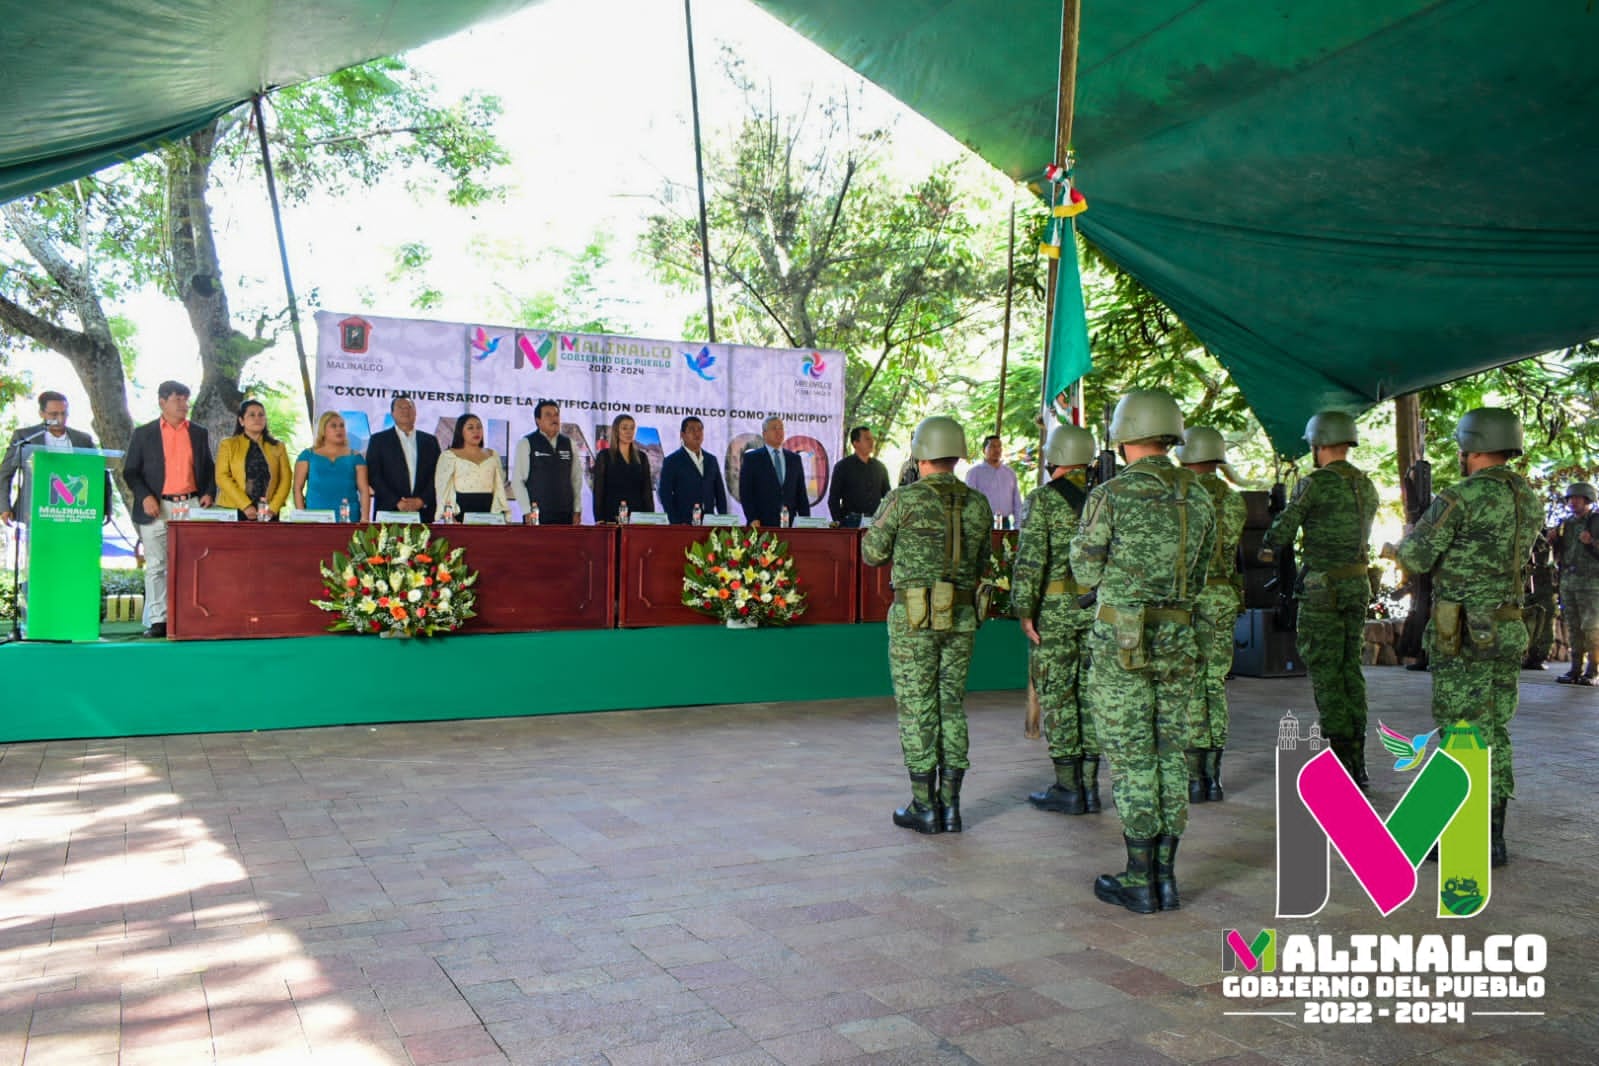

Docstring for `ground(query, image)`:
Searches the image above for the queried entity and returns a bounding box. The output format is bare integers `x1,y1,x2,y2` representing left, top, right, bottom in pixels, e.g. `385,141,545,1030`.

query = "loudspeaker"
1233,607,1306,677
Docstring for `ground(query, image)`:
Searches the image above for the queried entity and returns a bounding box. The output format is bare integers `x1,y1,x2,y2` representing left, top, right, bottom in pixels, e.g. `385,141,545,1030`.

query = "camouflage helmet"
1044,424,1097,468
1453,407,1524,457
1175,425,1227,465
909,415,968,461
1108,390,1184,446
1565,482,1597,502
1304,410,1359,448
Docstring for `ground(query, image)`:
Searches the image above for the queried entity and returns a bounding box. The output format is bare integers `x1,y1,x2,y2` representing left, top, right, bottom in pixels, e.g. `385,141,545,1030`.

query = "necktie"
772,448,784,484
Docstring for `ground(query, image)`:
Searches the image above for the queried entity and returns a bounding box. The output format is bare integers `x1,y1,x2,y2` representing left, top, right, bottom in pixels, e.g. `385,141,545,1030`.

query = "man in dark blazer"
657,416,728,524
0,390,110,526
738,416,810,527
365,394,441,521
122,380,216,638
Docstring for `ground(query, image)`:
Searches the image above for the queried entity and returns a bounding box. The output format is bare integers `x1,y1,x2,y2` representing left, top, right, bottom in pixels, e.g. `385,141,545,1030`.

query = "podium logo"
516,332,558,371
1276,713,1491,919
49,474,89,507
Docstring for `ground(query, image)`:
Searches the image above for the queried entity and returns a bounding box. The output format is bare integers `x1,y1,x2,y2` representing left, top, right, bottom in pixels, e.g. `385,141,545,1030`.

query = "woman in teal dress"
293,411,371,519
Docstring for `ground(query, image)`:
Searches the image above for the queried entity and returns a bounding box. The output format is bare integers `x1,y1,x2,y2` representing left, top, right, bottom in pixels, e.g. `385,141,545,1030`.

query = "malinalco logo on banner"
314,312,846,521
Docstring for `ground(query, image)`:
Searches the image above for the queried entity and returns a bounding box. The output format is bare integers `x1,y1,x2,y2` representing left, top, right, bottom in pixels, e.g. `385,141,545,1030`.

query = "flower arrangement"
313,523,478,637
682,527,807,626
983,533,1019,617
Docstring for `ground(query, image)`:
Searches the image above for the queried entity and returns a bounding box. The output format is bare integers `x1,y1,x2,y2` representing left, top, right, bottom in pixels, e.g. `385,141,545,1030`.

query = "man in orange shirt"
122,381,216,638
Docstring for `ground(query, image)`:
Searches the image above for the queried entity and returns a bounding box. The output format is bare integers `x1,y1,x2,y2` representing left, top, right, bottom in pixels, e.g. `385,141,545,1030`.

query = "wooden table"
166,522,616,640
617,525,860,627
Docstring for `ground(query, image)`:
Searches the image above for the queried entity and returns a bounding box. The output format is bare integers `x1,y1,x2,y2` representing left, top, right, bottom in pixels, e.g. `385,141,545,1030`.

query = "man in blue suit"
657,416,728,524
738,416,810,527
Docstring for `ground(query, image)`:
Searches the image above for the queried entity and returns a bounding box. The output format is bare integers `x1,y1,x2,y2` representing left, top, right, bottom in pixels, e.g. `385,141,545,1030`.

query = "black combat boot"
1028,757,1086,814
940,767,965,833
1353,741,1369,790
1185,749,1210,804
1557,654,1586,684
1093,836,1158,914
1205,749,1226,802
893,772,942,834
1330,738,1368,790
1082,755,1103,813
1491,799,1508,868
1154,834,1181,911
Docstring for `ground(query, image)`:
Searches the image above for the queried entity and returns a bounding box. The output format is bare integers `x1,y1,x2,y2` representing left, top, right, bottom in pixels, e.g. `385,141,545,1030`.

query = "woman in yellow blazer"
216,399,292,519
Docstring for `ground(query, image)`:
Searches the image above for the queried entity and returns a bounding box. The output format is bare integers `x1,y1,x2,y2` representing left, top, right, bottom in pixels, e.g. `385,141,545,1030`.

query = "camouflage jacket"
1554,512,1599,582
1070,455,1215,609
1012,472,1091,619
1396,464,1541,610
862,471,992,591
1262,459,1378,574
1197,471,1246,592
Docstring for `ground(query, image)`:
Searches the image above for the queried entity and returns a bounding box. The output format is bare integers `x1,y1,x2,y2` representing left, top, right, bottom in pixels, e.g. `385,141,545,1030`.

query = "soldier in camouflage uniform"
1176,426,1246,803
1070,391,1215,914
1522,527,1556,671
1259,411,1379,786
1393,408,1540,867
1553,482,1599,686
862,416,993,835
1014,424,1101,815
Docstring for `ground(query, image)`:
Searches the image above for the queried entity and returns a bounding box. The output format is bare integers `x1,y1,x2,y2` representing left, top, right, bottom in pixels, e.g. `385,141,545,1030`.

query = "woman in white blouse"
434,413,508,520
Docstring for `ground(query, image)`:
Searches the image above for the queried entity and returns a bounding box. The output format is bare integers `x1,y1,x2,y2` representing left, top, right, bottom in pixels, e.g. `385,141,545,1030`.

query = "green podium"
23,448,117,641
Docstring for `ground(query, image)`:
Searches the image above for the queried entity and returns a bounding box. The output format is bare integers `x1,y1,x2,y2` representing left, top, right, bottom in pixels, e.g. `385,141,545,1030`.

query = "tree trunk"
166,127,259,448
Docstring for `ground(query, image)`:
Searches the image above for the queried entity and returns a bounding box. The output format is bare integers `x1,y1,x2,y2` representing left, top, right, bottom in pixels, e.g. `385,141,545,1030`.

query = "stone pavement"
0,665,1595,1065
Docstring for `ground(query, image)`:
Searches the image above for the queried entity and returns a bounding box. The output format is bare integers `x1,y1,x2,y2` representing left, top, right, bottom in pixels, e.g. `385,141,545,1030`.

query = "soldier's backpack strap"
1476,466,1535,603
1047,475,1087,515
928,478,970,583
1328,463,1373,565
1143,463,1193,602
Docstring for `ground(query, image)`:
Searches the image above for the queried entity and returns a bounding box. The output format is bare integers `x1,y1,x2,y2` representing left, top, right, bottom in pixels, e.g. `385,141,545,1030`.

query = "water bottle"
529,502,540,526
617,501,629,525
692,503,703,526
442,502,456,524
993,514,1002,531
780,505,790,528
256,497,269,522
339,498,351,523
175,499,189,521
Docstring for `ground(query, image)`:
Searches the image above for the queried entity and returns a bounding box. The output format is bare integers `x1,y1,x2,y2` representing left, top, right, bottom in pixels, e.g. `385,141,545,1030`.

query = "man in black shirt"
829,425,892,527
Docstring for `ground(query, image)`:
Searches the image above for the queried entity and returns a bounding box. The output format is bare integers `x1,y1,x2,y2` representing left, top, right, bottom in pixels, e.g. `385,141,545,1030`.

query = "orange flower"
717,588,730,600
437,569,452,583
370,556,386,564
390,605,408,620
774,596,785,607
730,580,742,591
416,554,433,564
345,576,359,588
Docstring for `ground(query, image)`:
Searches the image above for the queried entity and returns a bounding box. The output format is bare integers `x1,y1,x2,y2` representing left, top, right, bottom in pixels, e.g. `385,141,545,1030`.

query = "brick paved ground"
0,666,1595,1064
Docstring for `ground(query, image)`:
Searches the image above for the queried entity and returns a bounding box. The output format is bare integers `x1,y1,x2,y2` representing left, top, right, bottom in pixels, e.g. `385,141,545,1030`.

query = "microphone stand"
2,429,50,644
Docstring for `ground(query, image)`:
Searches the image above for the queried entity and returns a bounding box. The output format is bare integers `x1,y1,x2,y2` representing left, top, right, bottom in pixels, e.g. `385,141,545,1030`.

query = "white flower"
376,580,389,594
760,593,772,603
407,589,422,603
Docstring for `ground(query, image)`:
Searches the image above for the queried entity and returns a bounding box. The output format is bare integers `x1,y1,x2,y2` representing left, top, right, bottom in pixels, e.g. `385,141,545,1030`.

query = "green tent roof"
2,0,1595,449
750,0,1599,449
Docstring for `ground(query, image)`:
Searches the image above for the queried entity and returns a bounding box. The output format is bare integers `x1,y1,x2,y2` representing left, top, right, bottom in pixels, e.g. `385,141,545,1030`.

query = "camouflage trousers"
1031,600,1097,761
1189,586,1241,748
1085,618,1200,840
1426,616,1526,801
1560,580,1599,666
887,606,975,773
1294,579,1370,741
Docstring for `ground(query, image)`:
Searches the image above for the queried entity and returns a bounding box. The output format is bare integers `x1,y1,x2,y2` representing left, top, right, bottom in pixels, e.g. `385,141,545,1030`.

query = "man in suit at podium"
657,416,727,524
738,416,809,527
123,381,216,639
0,391,110,527
365,394,441,522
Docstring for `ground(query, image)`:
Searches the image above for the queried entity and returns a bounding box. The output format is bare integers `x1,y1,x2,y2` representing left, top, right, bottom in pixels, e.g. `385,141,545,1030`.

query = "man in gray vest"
512,400,583,524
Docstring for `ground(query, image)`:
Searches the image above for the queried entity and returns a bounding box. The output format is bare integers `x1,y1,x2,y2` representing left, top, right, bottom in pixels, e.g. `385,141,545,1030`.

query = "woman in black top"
592,412,652,522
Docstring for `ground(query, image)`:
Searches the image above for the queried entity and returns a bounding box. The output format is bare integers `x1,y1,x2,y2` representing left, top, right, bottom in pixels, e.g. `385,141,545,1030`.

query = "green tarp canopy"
2,1,1597,449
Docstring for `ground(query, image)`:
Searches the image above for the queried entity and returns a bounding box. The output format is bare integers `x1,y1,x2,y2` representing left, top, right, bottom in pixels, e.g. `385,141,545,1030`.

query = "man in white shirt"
365,395,442,521
513,400,584,524
658,416,728,524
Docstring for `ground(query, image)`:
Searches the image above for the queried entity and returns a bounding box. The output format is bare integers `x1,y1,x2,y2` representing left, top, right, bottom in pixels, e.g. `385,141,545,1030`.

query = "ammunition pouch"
1432,600,1463,656
1044,578,1093,597
896,585,975,631
1095,603,1193,671
932,581,955,631
1465,612,1499,656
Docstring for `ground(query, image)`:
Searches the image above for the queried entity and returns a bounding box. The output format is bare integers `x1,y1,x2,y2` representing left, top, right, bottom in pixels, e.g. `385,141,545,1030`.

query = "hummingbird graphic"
683,346,716,381
1377,721,1437,772
470,327,502,361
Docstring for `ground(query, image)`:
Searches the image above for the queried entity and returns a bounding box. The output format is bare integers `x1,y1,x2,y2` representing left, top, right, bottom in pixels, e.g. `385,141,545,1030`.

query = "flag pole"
1039,0,1082,475
684,0,717,343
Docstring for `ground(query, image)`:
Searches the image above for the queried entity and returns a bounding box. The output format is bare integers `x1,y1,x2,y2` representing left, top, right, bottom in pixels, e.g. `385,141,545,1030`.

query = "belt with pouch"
1322,562,1371,581
1044,579,1094,597
894,588,975,607
1096,603,1192,626
1490,604,1523,622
